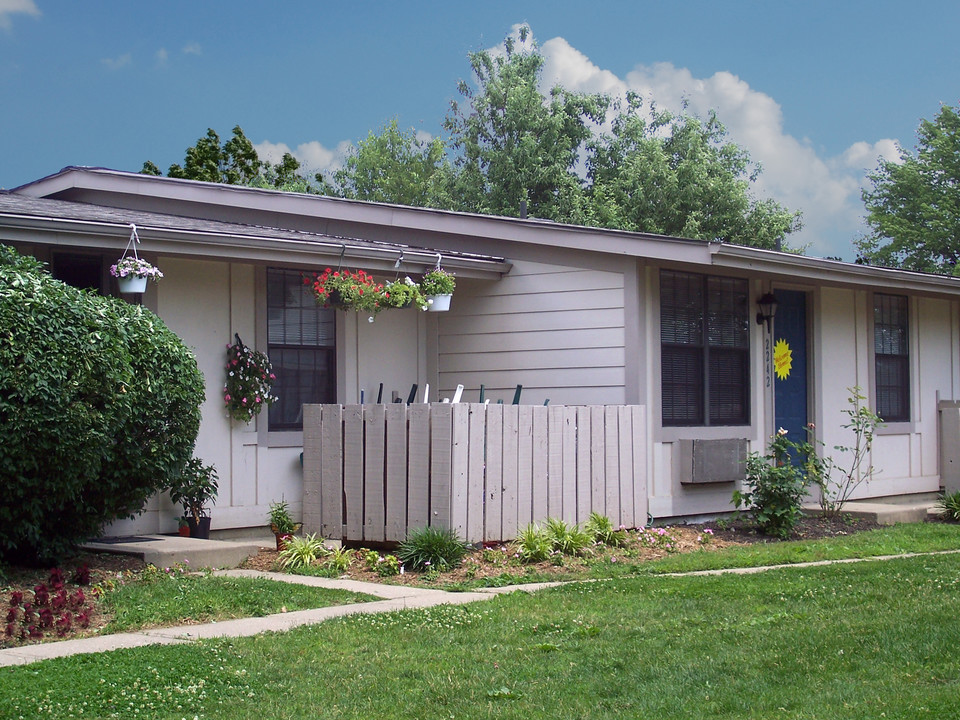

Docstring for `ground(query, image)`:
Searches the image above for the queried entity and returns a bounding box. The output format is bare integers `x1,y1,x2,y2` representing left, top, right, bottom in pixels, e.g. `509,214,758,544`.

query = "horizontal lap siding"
438,262,626,406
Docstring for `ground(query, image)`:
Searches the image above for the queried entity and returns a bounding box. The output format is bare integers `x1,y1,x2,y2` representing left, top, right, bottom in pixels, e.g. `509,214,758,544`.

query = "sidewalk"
0,570,565,668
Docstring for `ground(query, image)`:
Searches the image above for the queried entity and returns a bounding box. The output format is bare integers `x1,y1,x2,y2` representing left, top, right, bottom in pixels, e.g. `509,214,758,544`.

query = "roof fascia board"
19,168,713,264
0,213,508,278
711,244,960,296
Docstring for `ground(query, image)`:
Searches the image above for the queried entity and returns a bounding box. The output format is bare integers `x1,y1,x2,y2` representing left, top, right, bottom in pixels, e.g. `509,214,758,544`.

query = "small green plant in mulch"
936,490,960,521
514,524,552,563
584,512,628,547
277,533,329,570
397,526,471,572
543,518,591,556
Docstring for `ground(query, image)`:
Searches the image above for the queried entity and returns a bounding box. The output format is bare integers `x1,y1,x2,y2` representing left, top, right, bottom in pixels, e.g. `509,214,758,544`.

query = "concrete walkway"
0,570,565,668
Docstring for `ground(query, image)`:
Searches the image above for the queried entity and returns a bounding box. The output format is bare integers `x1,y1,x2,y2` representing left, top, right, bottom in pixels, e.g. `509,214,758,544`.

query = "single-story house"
3,166,958,541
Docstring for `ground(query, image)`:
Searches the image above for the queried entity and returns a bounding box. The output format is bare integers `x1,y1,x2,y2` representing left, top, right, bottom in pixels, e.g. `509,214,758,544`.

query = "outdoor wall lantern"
755,292,778,332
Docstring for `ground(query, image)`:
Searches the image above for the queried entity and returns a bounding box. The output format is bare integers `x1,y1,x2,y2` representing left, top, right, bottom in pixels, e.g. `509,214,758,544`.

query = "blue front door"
773,290,808,442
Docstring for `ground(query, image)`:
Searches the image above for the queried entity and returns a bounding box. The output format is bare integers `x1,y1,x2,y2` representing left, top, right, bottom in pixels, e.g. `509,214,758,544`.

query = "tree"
142,125,306,189
857,102,960,274
586,94,800,248
0,246,204,562
323,119,451,207
443,26,609,222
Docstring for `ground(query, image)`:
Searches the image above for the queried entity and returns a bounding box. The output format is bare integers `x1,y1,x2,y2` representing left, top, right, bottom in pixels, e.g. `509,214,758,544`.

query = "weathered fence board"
302,402,648,544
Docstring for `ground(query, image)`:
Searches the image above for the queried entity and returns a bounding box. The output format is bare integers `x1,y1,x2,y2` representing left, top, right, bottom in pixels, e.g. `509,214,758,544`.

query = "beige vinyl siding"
438,260,626,405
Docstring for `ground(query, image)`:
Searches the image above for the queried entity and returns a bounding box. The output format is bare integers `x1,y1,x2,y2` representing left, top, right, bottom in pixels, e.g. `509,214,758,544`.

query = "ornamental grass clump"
544,518,591,556
584,512,628,547
936,490,960,521
278,533,329,570
397,526,471,572
223,337,277,423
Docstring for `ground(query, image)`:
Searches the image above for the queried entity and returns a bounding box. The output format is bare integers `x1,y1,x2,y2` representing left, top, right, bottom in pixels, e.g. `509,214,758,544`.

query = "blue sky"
2,1,958,259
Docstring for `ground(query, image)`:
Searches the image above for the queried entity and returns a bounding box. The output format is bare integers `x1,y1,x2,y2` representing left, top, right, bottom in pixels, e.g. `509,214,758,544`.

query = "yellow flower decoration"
773,338,792,380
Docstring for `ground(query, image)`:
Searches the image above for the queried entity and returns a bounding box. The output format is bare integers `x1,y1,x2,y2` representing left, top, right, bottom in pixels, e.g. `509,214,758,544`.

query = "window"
52,253,104,293
660,270,750,426
874,293,909,423
267,268,336,431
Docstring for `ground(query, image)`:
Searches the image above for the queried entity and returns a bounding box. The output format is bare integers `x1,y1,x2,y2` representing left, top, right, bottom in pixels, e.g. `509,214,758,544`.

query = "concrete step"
83,534,269,569
803,500,938,526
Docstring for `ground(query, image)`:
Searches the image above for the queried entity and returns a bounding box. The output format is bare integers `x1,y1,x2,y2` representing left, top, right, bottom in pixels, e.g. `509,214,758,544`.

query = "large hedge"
0,245,204,562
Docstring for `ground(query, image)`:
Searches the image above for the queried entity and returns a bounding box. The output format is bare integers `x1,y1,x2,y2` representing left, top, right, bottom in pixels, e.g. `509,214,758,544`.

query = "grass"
637,521,960,575
99,565,375,632
436,521,960,590
2,526,959,718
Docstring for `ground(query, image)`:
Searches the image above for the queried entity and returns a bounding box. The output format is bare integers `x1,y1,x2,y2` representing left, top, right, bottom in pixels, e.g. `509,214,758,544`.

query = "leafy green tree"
142,125,305,189
857,102,960,274
324,119,451,207
443,26,609,222
586,94,800,248
0,246,204,562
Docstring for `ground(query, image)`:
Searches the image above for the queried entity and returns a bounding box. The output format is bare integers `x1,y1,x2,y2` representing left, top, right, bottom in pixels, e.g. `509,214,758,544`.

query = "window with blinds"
660,270,749,426
874,293,909,423
267,268,336,430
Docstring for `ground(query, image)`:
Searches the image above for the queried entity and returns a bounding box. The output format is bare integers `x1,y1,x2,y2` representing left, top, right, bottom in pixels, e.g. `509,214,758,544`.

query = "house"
3,166,957,539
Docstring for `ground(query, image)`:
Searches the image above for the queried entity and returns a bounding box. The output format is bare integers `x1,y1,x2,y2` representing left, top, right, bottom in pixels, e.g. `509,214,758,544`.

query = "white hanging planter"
426,294,452,312
117,274,148,294
110,224,163,295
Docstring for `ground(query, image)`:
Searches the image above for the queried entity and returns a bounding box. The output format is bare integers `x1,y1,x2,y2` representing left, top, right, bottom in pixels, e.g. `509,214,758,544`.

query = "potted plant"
177,516,190,537
308,268,387,313
268,500,302,551
419,268,456,312
382,277,428,310
224,336,277,423
168,457,219,539
109,256,163,294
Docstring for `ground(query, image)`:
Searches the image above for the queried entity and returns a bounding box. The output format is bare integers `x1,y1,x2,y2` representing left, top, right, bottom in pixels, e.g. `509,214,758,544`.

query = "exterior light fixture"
756,292,778,332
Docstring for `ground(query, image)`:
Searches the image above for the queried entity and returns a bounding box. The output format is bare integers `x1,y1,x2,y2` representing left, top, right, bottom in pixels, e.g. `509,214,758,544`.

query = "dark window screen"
267,268,336,430
874,293,909,423
661,270,749,426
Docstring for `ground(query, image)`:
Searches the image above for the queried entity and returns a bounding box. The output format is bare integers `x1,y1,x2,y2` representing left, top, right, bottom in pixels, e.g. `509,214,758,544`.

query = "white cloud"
155,48,168,64
532,32,899,259
0,0,39,31
101,53,132,70
182,43,202,56
254,139,351,177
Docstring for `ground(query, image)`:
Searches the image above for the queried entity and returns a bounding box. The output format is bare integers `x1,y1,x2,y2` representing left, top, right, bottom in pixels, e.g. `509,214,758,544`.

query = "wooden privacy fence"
302,403,648,545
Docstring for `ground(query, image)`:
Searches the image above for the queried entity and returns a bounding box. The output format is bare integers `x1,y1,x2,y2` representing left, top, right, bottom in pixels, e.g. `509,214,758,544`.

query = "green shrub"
0,246,204,563
936,491,960,521
734,429,809,539
397,526,471,572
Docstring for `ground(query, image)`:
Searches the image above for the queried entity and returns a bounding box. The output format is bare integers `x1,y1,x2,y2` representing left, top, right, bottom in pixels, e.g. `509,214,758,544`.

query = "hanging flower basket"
308,268,387,313
420,268,456,312
223,335,278,423
110,224,162,294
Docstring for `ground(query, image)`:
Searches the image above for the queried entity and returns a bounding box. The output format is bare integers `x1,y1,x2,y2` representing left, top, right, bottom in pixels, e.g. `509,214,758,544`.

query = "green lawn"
3,537,958,719
99,566,375,632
